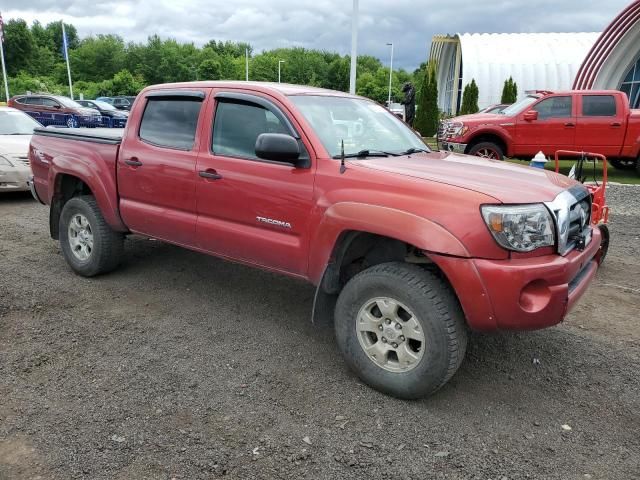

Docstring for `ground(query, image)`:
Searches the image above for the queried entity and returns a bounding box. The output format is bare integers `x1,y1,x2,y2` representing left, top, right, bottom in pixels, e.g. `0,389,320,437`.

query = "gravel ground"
1,186,639,480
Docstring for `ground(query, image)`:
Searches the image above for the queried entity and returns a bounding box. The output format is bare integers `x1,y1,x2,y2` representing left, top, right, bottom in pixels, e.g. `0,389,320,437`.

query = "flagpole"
62,21,73,99
0,12,9,102
0,37,9,102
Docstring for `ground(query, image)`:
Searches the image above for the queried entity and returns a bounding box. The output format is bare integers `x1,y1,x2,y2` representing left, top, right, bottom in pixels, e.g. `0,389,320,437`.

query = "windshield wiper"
400,147,430,155
332,149,399,159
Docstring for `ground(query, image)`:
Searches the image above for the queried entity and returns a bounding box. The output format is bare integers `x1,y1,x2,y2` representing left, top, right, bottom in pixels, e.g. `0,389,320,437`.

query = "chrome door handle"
199,170,222,180
124,158,143,167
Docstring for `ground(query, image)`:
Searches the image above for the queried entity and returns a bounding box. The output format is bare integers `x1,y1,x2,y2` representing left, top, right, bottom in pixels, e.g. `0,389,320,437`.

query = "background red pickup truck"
29,81,604,399
439,90,640,172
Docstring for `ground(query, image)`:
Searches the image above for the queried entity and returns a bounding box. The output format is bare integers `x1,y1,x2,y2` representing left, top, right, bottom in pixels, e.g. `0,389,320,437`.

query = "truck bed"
33,127,122,145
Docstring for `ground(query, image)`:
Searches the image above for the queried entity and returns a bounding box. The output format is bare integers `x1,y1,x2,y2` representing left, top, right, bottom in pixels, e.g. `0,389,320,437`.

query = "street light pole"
278,60,285,83
245,47,249,81
386,42,394,108
349,0,359,94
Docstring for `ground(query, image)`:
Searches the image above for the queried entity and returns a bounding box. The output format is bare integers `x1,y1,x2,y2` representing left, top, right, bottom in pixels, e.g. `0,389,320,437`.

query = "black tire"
467,141,504,160
334,262,468,400
609,158,636,171
59,195,124,277
597,224,610,265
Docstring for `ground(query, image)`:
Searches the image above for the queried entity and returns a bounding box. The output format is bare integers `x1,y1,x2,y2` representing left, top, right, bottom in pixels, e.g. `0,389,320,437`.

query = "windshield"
500,95,539,116
0,110,42,134
289,95,428,157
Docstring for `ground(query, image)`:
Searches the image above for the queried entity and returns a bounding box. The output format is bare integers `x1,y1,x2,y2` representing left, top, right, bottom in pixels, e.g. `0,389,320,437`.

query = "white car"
0,106,41,192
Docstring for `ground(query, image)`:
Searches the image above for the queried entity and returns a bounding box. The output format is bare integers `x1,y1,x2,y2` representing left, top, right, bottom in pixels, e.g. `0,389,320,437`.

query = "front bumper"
0,166,31,192
438,141,467,154
431,227,602,331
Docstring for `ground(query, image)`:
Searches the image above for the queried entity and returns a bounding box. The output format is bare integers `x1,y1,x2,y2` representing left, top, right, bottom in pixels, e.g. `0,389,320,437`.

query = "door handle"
124,157,143,167
564,122,575,127
199,169,222,180
610,122,622,127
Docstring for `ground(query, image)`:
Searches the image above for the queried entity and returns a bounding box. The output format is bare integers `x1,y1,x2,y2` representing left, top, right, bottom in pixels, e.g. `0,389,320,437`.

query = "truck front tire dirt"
59,195,124,277
334,262,468,400
468,141,504,160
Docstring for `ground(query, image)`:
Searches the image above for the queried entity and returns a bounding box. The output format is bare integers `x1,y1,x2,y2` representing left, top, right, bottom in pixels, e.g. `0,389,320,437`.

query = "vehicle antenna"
340,139,346,174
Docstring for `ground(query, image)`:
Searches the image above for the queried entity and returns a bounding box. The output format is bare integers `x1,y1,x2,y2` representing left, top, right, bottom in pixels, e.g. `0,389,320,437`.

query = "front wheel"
597,224,610,265
59,195,124,277
468,141,504,160
334,262,468,399
609,158,636,171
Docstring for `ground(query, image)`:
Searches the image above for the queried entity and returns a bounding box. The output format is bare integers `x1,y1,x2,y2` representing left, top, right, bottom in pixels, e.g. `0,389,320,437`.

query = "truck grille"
567,197,591,242
545,185,592,256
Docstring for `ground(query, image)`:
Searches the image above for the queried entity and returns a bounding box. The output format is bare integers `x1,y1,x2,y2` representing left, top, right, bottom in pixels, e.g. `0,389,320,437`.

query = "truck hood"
447,113,507,124
354,151,577,204
0,135,32,155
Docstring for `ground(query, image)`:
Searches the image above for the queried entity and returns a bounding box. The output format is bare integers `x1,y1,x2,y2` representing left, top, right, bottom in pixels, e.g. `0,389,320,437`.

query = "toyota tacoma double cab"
439,90,640,173
29,81,605,399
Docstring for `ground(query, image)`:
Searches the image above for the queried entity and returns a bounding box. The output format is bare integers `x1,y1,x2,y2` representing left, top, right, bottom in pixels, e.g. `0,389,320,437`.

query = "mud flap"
311,284,338,327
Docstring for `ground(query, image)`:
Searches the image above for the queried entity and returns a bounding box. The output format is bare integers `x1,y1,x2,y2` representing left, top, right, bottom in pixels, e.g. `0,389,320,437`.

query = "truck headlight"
447,122,469,137
481,204,555,252
0,155,14,167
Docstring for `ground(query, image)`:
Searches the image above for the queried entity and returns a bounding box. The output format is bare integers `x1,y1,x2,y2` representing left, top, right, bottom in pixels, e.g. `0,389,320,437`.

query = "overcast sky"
2,0,632,70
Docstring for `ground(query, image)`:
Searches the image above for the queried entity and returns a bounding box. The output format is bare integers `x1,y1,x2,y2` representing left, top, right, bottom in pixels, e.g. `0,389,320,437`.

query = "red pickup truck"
29,81,605,399
439,90,640,173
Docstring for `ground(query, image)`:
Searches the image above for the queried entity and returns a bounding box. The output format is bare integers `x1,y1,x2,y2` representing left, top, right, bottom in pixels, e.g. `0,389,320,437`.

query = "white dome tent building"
428,32,600,115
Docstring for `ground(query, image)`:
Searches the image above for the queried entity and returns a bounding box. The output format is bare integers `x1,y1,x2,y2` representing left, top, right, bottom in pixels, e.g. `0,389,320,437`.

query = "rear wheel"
59,195,124,277
334,262,468,399
468,141,504,160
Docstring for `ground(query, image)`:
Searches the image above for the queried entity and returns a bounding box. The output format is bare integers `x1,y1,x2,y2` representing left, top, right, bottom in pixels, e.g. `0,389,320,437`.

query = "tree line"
1,18,419,105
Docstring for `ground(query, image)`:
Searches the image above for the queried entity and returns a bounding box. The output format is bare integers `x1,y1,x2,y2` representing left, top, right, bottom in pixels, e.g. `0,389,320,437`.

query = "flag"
61,25,69,60
0,12,5,43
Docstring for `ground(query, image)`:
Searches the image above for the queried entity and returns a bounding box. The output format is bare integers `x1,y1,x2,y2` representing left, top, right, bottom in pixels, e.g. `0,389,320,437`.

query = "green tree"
44,21,79,57
501,76,518,104
3,19,35,76
70,35,126,82
111,69,144,95
2,17,417,105
327,57,350,91
198,58,222,80
414,61,439,136
460,79,479,114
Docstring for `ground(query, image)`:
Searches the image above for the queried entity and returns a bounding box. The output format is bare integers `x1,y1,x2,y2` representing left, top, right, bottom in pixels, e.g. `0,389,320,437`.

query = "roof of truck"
143,81,359,98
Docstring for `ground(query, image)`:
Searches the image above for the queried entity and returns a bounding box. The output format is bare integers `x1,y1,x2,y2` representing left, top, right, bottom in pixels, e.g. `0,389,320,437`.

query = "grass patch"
424,138,639,185
508,159,640,185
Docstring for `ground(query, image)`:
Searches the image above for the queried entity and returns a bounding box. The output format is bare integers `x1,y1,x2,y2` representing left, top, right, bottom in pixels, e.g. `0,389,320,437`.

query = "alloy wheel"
68,213,94,261
356,297,425,373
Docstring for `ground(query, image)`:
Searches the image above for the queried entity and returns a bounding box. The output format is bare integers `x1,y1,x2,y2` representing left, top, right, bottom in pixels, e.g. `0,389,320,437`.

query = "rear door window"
582,95,617,116
139,97,203,150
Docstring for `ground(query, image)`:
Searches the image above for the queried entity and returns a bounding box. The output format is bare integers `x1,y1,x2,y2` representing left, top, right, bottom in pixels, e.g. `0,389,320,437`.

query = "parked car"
478,103,510,114
438,90,640,173
111,96,136,111
8,94,102,128
76,99,128,128
0,107,42,192
29,81,604,399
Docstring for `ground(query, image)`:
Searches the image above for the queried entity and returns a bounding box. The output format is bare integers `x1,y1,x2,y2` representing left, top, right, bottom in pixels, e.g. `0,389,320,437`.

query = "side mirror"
255,133,301,164
53,104,62,109
524,110,538,121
